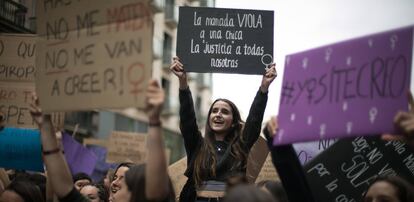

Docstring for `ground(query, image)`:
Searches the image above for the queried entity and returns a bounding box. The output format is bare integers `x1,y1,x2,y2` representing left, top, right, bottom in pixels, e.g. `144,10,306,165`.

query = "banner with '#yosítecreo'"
177,7,274,75
275,27,413,145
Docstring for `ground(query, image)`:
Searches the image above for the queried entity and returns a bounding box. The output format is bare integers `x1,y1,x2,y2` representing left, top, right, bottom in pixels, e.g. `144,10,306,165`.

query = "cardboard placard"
83,137,108,147
276,27,413,145
246,136,269,183
177,7,274,75
36,0,153,111
168,157,187,200
255,154,279,183
0,33,36,82
0,127,44,172
305,136,414,202
106,131,146,164
0,82,35,128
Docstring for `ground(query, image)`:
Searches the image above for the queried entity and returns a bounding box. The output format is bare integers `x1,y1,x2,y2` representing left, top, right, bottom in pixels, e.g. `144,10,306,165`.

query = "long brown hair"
193,98,247,187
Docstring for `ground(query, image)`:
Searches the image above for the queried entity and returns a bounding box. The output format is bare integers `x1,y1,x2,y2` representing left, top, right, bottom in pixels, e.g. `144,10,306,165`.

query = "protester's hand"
170,56,186,80
265,116,278,138
146,80,165,122
260,63,277,93
382,92,414,148
29,93,51,127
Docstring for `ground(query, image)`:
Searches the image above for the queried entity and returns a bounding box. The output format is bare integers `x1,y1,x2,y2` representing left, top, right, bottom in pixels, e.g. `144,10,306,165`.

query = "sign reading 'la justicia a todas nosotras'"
177,7,274,75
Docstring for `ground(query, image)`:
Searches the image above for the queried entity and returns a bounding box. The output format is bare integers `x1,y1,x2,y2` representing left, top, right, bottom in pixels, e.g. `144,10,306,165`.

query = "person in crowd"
110,80,175,202
256,180,288,202
102,169,114,194
80,183,109,202
0,169,11,194
170,57,277,202
382,92,414,149
263,116,316,202
110,162,135,201
112,164,175,202
0,180,45,202
363,175,414,202
73,172,92,191
30,79,173,202
223,184,276,202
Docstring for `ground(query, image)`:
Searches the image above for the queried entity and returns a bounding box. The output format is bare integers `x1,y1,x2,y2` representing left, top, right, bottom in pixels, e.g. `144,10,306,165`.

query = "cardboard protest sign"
61,132,98,175
36,0,153,111
255,154,279,183
0,82,36,128
106,131,146,164
83,137,108,147
246,136,269,183
305,136,414,202
0,33,36,82
177,7,274,75
168,157,187,200
276,27,413,145
0,82,66,129
0,127,43,172
293,138,337,165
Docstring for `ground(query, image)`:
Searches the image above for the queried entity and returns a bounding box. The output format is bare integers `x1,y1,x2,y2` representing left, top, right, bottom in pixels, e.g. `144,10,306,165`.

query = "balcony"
151,0,165,13
164,0,178,28
0,0,32,33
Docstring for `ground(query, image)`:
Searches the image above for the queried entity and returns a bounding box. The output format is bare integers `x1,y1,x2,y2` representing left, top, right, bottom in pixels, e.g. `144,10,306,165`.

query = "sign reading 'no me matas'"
177,7,274,75
275,27,413,145
36,0,153,112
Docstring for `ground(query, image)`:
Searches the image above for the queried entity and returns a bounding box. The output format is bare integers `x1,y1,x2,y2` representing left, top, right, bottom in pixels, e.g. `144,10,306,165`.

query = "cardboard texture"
177,7,274,75
36,0,153,111
106,131,146,164
0,82,36,128
276,27,413,145
168,157,187,201
83,137,108,147
0,33,36,82
246,136,269,183
255,154,279,183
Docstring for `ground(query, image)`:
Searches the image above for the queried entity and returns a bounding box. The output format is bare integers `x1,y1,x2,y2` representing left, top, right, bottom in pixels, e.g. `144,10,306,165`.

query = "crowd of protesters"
0,58,414,202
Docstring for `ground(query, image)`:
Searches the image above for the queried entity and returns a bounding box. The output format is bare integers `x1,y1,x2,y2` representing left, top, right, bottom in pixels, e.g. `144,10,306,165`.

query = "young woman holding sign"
30,80,174,202
170,57,277,202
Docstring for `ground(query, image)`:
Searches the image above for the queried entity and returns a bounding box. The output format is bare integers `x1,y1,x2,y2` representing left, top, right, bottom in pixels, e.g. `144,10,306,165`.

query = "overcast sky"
212,0,414,121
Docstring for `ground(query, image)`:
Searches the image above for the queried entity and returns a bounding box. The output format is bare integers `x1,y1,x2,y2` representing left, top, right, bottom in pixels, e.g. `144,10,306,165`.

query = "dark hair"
224,184,276,202
10,172,46,201
194,98,247,186
256,180,288,202
113,162,135,180
81,183,109,202
363,175,414,202
72,172,92,183
125,164,175,202
5,180,45,202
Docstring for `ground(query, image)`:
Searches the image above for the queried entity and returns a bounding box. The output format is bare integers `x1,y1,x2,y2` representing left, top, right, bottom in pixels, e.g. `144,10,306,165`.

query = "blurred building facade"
2,0,215,164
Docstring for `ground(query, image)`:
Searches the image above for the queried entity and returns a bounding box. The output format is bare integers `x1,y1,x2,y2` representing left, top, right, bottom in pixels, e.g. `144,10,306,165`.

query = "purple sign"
275,27,413,145
62,132,98,175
